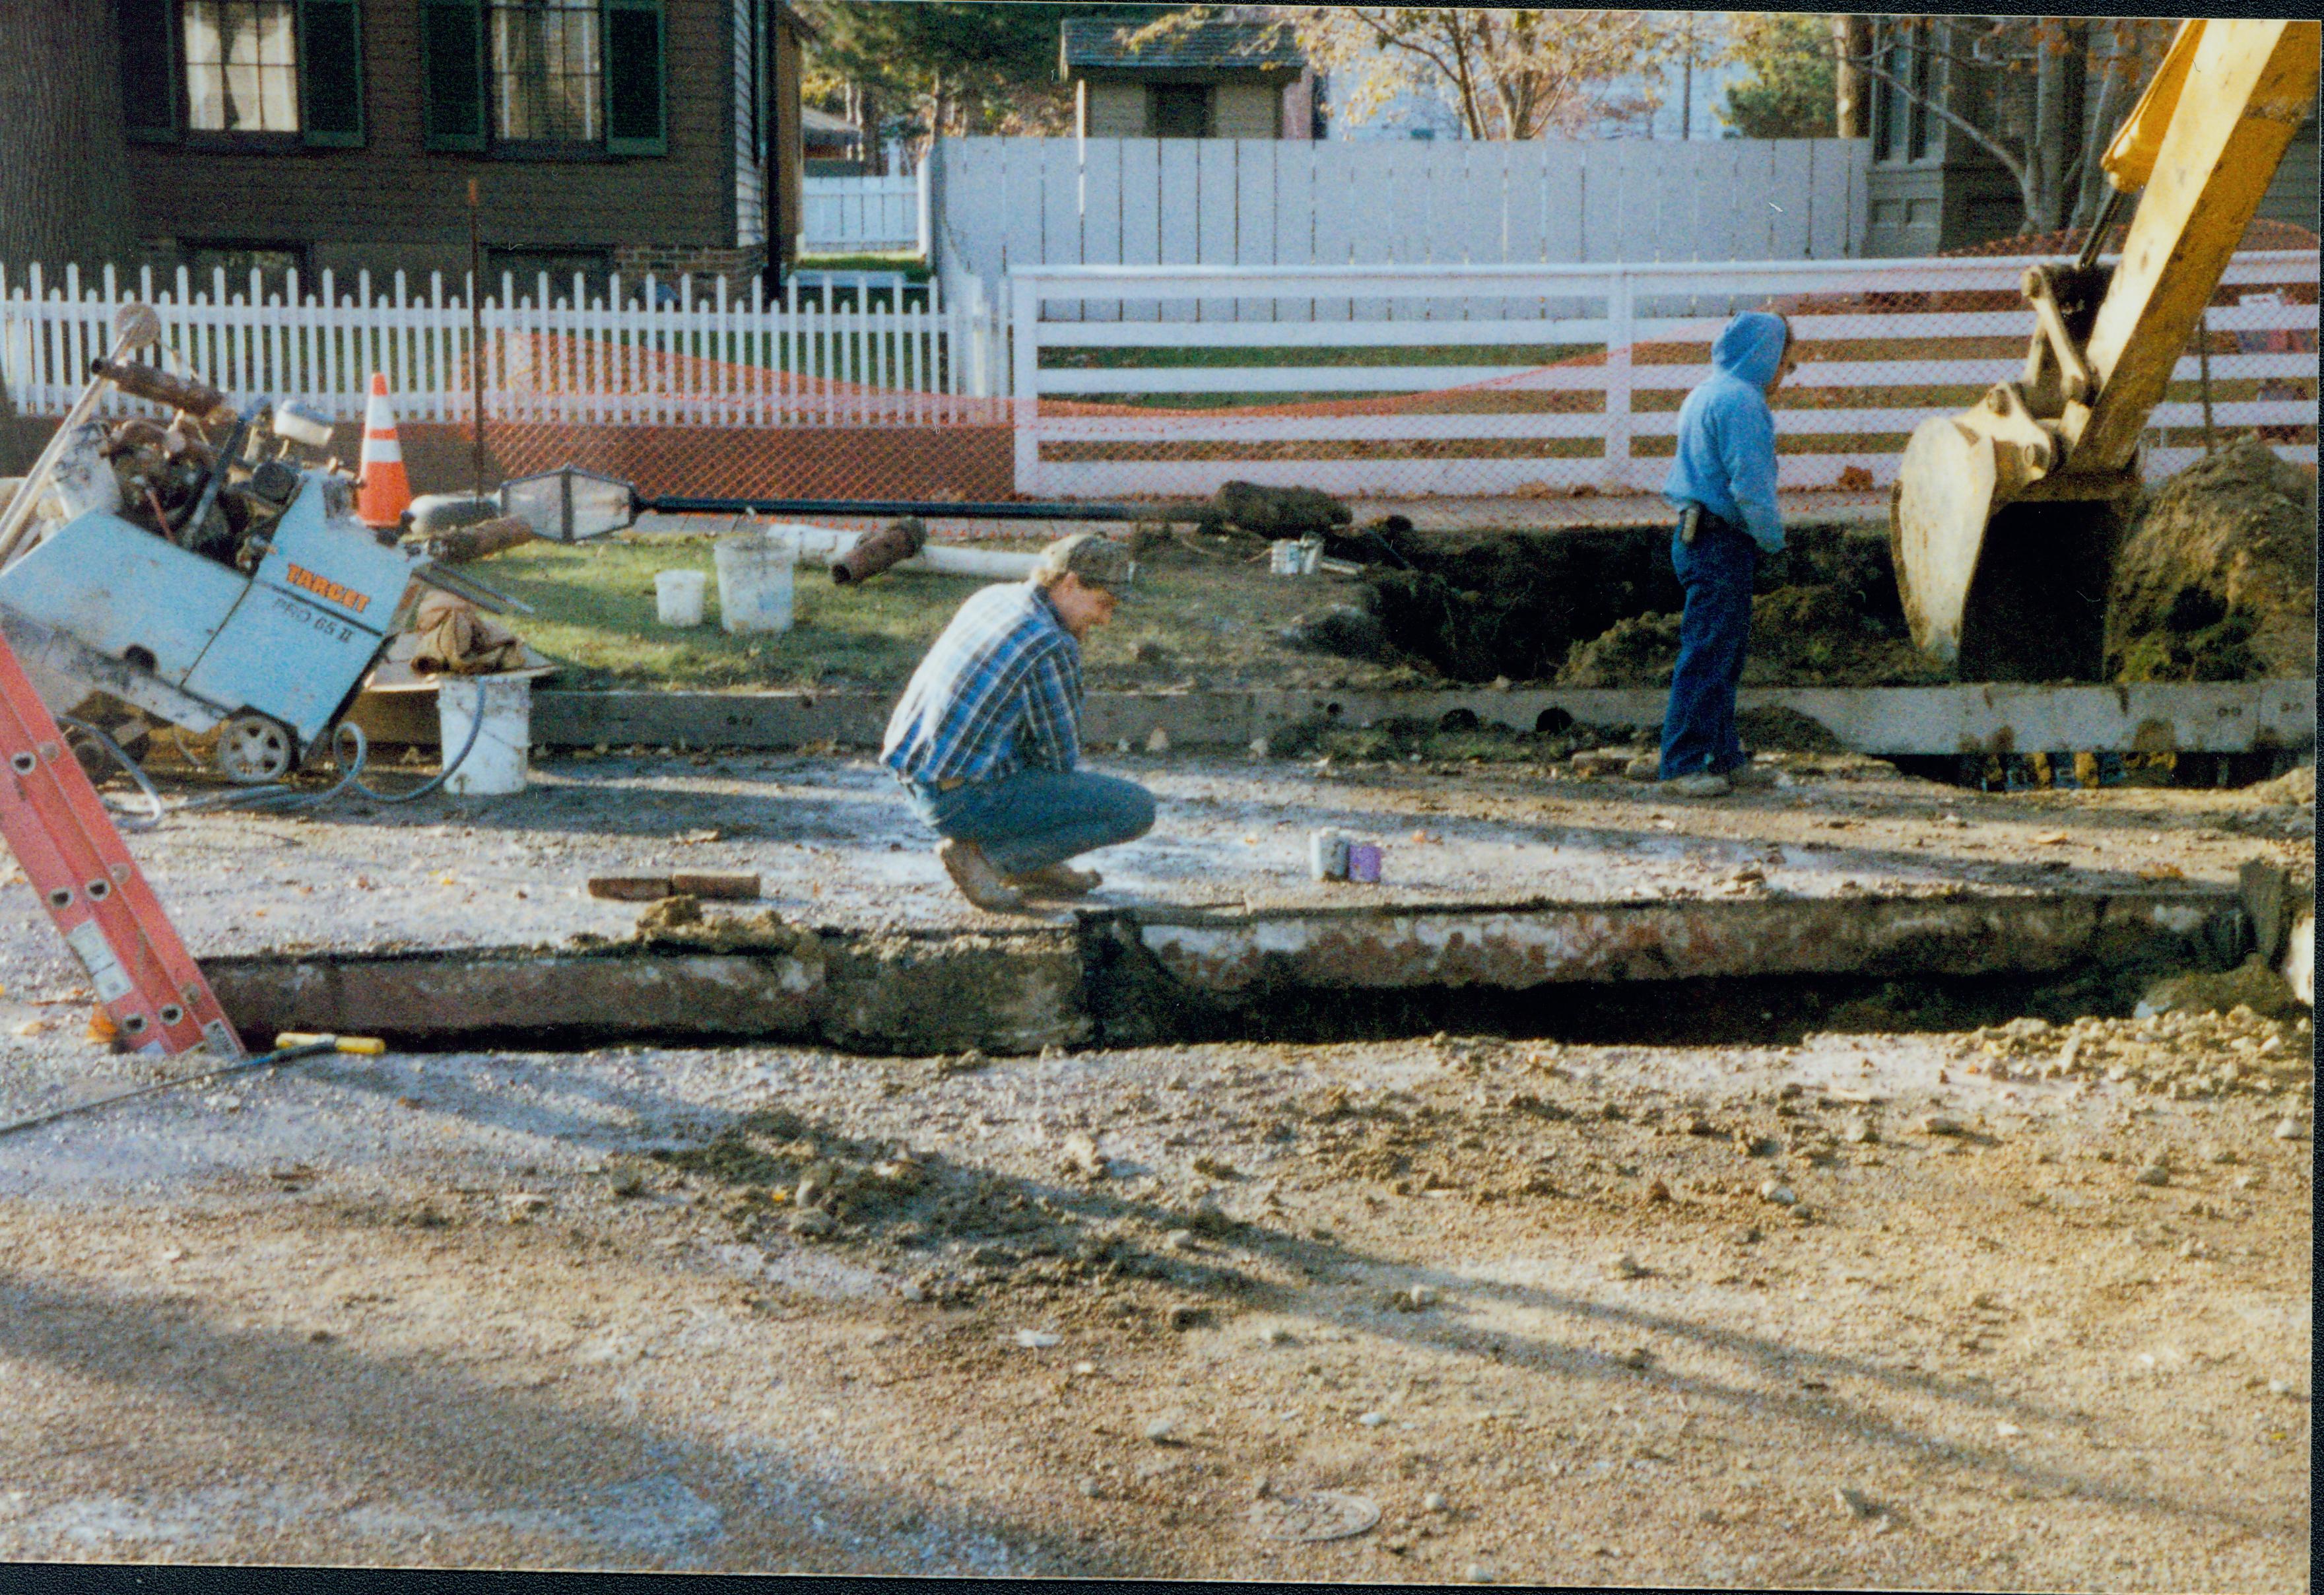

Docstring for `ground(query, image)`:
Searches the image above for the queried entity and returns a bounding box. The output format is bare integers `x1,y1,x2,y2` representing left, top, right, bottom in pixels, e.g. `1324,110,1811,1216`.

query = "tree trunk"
1833,16,1871,139
0,0,137,273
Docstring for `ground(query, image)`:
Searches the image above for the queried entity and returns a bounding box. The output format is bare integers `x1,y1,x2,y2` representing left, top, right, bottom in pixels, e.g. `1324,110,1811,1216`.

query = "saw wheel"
215,712,296,784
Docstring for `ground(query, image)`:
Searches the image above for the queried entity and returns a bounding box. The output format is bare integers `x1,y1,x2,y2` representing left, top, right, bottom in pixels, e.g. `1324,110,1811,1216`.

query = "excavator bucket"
1892,415,2130,683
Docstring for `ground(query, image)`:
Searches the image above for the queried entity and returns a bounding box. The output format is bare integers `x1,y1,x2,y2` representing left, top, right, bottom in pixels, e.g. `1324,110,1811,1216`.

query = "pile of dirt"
1556,585,1949,689
642,1104,1254,1308
1955,1001,2313,1103
2109,436,2317,682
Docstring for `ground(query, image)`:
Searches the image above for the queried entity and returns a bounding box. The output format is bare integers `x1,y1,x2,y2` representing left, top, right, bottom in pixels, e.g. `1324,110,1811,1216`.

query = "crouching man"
882,532,1154,912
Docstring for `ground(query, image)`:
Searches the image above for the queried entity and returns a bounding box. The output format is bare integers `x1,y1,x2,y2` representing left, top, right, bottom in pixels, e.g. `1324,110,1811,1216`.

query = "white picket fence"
1007,252,2321,498
934,134,1874,309
801,170,930,256
0,259,1006,427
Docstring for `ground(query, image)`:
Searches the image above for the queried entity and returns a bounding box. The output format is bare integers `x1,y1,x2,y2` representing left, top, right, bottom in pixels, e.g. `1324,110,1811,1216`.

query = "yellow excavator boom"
1890,18,2319,682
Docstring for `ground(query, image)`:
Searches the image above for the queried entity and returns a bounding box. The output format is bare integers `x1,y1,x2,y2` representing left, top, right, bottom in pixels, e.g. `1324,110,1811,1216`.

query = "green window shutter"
420,0,484,152
299,0,364,147
605,0,666,156
117,0,178,143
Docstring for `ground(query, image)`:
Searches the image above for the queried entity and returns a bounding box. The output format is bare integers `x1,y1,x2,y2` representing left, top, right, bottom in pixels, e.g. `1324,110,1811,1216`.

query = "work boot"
1003,863,1103,897
1726,762,1779,790
937,839,1024,911
1665,771,1732,799
1624,754,1660,782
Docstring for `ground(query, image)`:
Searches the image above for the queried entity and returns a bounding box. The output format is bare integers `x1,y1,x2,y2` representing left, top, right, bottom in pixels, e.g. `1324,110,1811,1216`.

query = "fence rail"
1007,252,2320,498
0,259,1001,428
801,171,929,256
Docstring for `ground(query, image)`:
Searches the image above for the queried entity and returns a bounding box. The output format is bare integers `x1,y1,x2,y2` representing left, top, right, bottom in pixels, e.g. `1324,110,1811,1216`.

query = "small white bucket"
436,675,531,796
655,568,708,627
715,527,796,634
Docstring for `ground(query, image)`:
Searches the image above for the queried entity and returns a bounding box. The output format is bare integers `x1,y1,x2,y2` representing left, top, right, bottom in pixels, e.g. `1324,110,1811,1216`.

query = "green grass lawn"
481,533,1430,694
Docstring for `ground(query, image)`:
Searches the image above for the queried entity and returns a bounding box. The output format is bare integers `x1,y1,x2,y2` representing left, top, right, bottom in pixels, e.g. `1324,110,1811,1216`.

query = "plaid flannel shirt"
881,582,1082,783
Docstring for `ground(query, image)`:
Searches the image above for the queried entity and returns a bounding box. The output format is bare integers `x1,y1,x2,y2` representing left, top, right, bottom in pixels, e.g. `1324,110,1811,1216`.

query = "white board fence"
801,170,930,256
934,134,1873,314
0,259,1007,428
1008,252,2320,498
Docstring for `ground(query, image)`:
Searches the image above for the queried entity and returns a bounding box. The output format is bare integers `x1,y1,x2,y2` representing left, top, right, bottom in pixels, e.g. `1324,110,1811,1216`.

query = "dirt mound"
1556,586,1950,689
2109,436,2317,681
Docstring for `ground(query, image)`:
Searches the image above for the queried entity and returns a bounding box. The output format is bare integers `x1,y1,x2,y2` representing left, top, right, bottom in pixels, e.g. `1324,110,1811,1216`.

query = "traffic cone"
355,373,412,529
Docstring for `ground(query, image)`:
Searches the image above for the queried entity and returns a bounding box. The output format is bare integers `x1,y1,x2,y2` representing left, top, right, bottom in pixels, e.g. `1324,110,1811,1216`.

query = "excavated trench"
204,891,2255,1058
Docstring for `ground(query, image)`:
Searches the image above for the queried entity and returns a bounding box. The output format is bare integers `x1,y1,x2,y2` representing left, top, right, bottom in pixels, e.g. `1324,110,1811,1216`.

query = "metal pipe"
640,495,1196,523
0,304,162,566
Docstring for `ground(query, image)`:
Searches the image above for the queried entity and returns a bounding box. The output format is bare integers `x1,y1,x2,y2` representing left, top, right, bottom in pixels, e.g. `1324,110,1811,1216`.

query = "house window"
117,0,362,144
423,0,663,156
490,0,601,143
1151,83,1209,138
184,1,298,132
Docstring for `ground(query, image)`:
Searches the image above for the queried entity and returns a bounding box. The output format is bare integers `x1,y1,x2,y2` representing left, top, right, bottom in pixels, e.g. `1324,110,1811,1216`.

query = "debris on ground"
2109,435,2318,681
587,872,761,902
1954,1003,2313,1100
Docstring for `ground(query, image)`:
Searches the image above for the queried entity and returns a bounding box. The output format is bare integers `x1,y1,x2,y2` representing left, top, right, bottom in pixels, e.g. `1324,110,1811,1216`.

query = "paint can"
1308,829,1349,881
1346,842,1382,884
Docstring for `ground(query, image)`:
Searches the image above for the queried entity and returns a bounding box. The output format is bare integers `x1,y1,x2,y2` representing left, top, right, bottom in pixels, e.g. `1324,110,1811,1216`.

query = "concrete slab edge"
344,681,2319,758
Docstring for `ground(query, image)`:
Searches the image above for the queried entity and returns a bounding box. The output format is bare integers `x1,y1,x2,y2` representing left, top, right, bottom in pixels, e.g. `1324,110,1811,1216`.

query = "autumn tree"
796,1,1074,155
1131,6,1678,140
1840,17,2178,234
1719,11,1836,139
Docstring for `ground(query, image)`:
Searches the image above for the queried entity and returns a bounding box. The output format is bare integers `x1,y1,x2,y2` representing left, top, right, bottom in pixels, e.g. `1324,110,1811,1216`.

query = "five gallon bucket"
436,675,531,796
715,527,797,634
655,569,708,627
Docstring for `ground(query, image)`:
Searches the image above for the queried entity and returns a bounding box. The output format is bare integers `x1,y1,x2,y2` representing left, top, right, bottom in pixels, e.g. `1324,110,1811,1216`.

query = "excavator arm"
1891,18,2320,681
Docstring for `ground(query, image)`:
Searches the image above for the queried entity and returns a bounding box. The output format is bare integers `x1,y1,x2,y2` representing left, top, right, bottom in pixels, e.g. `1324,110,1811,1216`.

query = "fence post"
1604,268,1635,492
1010,273,1039,494
917,159,933,261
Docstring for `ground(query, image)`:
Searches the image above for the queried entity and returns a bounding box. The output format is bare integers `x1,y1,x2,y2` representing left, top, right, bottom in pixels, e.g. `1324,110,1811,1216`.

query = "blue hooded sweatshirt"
1661,311,1787,555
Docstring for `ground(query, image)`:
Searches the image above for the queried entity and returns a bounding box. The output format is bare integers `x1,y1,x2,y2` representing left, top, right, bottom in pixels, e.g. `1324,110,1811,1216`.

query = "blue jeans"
1659,516,1757,779
905,767,1155,875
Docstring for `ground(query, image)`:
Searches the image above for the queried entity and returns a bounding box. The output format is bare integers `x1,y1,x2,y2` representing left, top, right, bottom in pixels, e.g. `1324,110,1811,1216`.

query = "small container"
1346,842,1382,883
1308,829,1349,881
435,675,531,796
1269,539,1303,576
655,568,708,627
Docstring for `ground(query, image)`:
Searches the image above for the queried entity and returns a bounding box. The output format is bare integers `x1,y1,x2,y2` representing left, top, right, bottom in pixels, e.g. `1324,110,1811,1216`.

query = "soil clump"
2109,435,2317,681
1556,584,1948,689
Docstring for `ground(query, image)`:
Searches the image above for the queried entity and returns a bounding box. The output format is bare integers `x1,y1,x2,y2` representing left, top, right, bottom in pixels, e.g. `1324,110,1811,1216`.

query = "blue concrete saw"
0,337,525,784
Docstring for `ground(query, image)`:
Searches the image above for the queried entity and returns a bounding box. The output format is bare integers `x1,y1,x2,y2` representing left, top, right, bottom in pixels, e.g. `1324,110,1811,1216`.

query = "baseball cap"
1032,531,1135,594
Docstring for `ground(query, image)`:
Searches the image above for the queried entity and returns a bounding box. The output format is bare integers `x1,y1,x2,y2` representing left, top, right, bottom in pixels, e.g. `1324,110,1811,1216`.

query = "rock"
1016,1329,1063,1349
1607,1252,1647,1279
2132,1163,2171,1186
1463,1563,1496,1584
1166,1304,1208,1332
1358,1411,1387,1427
1144,1418,1176,1443
1834,1487,1877,1520
2273,1117,2306,1141
1842,1117,1877,1145
1145,728,1170,754
1758,1180,1797,1207
1423,1491,1448,1513
1282,605,1392,661
1080,1478,1102,1498
1059,1133,1110,1179
788,1208,836,1238
504,1192,552,1219
1920,1114,1968,1137
1257,1326,1294,1346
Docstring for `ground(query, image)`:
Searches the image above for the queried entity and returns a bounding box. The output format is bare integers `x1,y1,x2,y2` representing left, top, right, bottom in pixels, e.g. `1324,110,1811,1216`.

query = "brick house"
1061,15,1317,141
110,0,809,292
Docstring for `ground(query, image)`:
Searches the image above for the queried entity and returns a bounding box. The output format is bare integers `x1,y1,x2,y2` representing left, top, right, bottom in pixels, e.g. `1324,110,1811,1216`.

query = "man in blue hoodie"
1645,310,1795,798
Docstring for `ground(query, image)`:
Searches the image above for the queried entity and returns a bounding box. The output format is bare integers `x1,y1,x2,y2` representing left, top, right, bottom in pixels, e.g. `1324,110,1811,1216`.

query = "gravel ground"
0,747,2308,1580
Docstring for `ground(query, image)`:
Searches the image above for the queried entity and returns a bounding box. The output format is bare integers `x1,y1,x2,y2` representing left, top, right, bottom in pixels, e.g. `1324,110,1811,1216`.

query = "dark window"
1906,21,1931,162
119,0,180,140
605,0,665,154
299,0,363,145
422,0,486,150
179,242,310,300
1152,83,1209,138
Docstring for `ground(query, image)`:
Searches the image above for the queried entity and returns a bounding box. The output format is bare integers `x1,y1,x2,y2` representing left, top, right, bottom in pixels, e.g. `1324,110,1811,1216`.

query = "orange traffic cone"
355,373,412,529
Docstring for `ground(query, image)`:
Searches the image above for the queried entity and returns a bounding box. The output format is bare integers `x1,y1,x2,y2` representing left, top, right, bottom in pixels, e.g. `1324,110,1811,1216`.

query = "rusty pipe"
87,359,235,423
830,516,928,585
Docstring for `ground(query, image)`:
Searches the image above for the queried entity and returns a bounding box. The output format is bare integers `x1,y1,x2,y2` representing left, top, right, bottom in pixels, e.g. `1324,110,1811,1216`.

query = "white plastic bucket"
655,568,708,627
715,527,796,633
436,675,531,796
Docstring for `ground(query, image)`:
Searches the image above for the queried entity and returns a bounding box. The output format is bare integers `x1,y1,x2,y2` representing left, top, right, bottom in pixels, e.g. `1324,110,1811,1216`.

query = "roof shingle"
1061,17,1304,73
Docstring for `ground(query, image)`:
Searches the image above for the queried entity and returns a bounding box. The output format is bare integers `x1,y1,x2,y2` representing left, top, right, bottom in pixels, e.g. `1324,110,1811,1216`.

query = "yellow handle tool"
273,1032,388,1056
